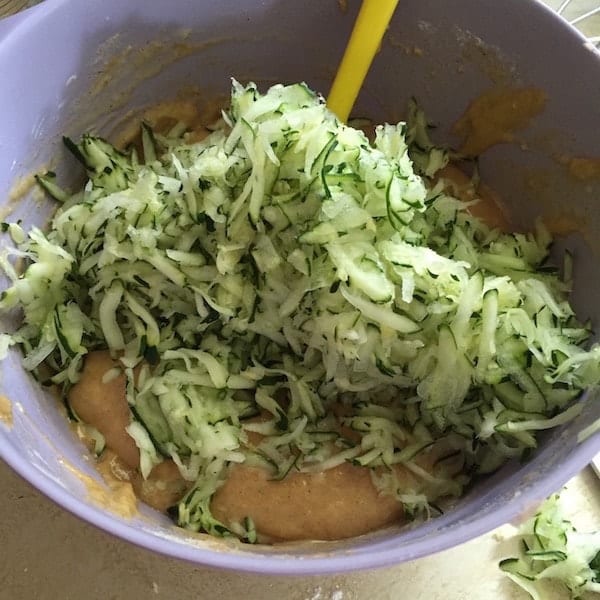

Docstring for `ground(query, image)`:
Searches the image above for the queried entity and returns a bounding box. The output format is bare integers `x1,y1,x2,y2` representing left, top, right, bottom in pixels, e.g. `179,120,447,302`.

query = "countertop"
2,458,600,600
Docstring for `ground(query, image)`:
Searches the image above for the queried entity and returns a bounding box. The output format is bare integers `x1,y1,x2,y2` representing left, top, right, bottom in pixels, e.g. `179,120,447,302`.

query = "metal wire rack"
553,0,600,45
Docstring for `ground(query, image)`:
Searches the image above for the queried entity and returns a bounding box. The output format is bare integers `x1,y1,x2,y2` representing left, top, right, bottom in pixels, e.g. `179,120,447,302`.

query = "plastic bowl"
1,0,600,575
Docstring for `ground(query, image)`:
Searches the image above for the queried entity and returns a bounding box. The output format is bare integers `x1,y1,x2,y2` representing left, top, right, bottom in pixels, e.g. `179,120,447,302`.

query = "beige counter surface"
2,458,600,600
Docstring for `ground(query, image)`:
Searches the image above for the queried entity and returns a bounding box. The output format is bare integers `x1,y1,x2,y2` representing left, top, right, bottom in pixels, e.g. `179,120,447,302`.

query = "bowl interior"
1,0,600,574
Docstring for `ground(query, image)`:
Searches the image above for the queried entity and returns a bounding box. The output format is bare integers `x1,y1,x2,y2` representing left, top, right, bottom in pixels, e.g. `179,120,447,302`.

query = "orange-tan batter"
453,87,547,156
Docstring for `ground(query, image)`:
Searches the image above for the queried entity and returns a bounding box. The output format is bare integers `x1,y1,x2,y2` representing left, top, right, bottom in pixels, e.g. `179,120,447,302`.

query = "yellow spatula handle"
328,0,400,123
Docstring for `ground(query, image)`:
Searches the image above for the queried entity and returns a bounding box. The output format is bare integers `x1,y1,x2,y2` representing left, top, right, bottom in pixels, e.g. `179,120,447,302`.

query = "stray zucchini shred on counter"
1,80,600,542
500,493,600,600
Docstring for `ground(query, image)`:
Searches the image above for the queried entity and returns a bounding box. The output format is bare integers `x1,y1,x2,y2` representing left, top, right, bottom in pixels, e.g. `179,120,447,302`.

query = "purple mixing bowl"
1,0,600,575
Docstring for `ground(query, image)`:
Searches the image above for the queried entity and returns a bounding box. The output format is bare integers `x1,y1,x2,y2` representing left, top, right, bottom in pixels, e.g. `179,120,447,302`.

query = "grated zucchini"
1,80,600,539
500,494,600,600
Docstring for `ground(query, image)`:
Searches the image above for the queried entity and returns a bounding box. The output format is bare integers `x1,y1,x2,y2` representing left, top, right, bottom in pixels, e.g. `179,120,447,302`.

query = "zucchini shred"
500,493,600,599
1,80,600,541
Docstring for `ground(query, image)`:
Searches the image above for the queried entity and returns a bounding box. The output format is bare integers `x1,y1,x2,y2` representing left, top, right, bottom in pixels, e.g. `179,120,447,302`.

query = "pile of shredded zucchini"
500,493,600,599
2,80,600,539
